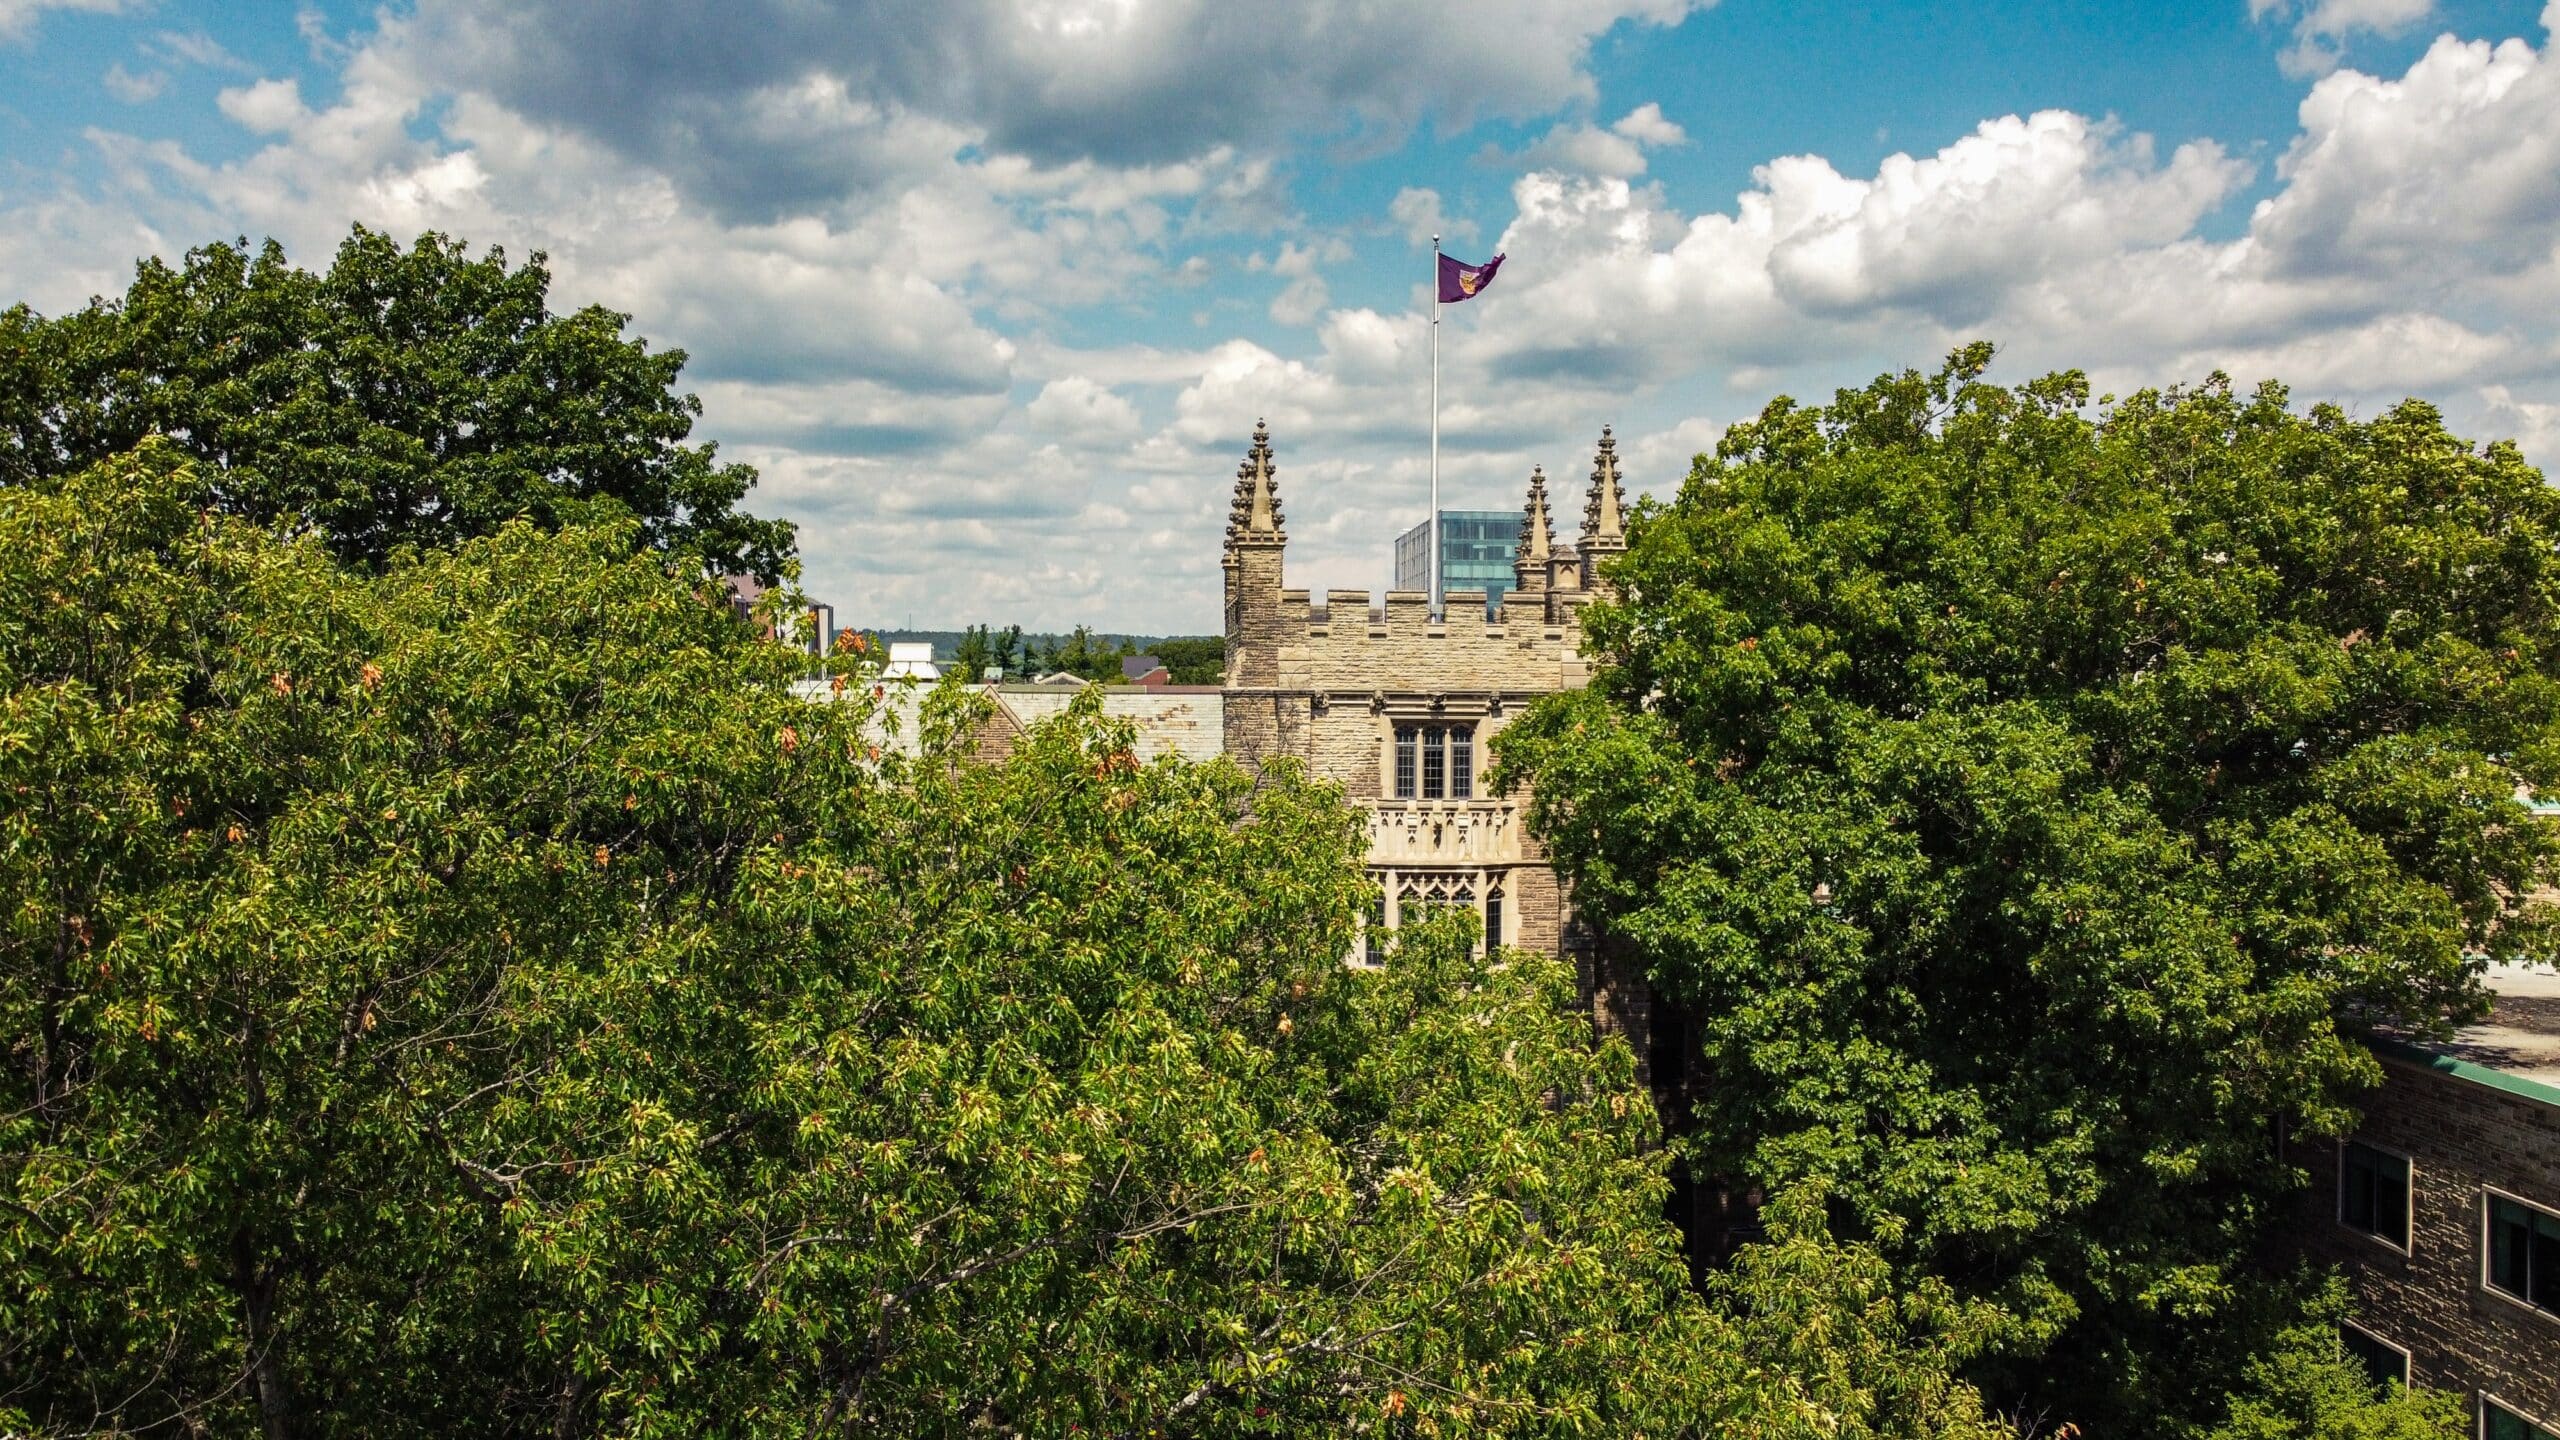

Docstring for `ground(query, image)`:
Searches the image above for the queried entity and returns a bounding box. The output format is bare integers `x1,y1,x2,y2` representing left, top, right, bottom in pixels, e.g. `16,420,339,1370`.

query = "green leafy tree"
949,623,1028,682
2,444,2004,1438
2192,1277,2463,1440
0,224,791,580
1154,635,1227,685
949,623,995,681
1030,625,1129,682
1498,346,2547,1434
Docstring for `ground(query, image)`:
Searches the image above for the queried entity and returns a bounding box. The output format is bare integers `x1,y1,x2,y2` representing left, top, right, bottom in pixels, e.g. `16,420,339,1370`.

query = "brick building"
2302,962,2560,1436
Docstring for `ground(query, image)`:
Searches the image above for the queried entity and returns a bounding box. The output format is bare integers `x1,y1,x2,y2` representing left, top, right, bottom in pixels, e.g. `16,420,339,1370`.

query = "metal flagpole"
1429,234,1441,621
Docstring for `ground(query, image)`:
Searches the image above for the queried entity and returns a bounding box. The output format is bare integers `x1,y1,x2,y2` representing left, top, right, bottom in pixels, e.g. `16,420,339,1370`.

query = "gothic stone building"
1215,420,1653,1038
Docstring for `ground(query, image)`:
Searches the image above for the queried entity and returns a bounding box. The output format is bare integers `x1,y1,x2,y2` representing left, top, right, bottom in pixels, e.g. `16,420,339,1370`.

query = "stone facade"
974,685,1226,766
2300,1045,2560,1428
1217,420,1654,1041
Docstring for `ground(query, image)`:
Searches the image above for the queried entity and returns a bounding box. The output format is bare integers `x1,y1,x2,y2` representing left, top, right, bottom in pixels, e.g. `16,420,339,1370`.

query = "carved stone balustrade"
1363,800,1521,866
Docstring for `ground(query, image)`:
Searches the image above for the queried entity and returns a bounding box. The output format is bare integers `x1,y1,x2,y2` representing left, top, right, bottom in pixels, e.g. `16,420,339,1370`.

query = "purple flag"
1438,251,1504,303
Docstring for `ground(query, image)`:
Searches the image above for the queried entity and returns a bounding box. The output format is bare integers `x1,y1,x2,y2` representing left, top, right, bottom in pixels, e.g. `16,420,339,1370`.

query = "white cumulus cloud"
1389,186,1476,247
2255,0,2438,77
1027,375,1142,440
216,77,306,133
9,0,2560,634
1496,102,1694,178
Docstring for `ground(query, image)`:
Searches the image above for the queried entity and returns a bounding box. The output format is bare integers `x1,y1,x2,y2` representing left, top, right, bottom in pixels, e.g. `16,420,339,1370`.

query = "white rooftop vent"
882,643,941,680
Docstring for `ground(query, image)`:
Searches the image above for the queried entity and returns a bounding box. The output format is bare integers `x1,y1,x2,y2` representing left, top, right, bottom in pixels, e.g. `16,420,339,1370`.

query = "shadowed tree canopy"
1497,345,2539,1436
1152,635,1228,685
1,444,2010,1439
0,225,792,582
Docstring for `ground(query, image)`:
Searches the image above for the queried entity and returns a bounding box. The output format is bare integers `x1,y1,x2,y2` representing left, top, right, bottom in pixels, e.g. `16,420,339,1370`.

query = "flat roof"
2377,962,2560,1106
2432,961,2560,1088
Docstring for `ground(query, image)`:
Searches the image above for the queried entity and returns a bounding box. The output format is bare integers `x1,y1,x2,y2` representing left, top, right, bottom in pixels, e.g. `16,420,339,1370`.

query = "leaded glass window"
1391,724,1474,801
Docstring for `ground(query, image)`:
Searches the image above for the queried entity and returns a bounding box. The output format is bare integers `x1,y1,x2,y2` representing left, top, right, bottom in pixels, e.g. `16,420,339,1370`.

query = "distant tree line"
1151,635,1225,684
946,624,1224,684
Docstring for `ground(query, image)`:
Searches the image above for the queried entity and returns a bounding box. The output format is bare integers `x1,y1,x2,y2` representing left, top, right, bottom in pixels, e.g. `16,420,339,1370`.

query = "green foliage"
1498,346,2546,1433
0,445,2003,1437
940,629,1221,685
1031,623,1135,681
1154,635,1228,686
949,622,1026,680
1710,1185,2007,1438
0,225,791,580
2190,1277,2463,1440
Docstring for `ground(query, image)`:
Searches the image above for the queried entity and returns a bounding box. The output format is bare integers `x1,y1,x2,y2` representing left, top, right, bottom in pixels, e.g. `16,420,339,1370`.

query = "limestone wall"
1254,587,1588,695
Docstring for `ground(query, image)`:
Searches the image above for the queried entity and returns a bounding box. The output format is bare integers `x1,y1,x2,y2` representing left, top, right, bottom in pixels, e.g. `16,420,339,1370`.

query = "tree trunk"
553,1369,587,1439
232,1228,293,1440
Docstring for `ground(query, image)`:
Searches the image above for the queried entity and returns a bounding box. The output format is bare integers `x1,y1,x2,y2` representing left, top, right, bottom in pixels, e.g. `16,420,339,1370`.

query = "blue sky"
4,0,2558,631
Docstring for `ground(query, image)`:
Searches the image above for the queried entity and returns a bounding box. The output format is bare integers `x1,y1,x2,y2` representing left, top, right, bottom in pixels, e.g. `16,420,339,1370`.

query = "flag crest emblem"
1437,251,1505,304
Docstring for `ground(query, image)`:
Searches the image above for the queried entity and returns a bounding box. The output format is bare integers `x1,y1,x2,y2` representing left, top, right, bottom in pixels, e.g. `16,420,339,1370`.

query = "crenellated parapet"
1222,422,1630,687
1238,585,1580,694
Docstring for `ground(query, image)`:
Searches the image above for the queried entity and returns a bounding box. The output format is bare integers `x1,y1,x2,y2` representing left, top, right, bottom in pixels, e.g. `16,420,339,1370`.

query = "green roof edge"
2370,1034,2560,1110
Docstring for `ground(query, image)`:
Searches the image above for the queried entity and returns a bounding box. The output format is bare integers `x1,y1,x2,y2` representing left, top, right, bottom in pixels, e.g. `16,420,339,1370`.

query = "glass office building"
1393,510,1518,611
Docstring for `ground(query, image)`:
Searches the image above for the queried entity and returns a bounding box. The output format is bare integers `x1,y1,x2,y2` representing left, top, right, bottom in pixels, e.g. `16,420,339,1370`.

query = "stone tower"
1222,419,1286,691
1513,465,1555,604
1563,425,1627,618
1215,423,1644,973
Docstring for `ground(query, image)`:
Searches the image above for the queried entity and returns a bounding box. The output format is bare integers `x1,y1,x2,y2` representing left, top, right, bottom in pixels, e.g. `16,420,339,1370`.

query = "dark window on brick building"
1649,1004,1690,1093
2338,1324,2406,1391
2337,1140,2410,1249
1391,724,1473,800
1483,876,1502,951
2486,1398,2560,1440
2488,1193,2560,1316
